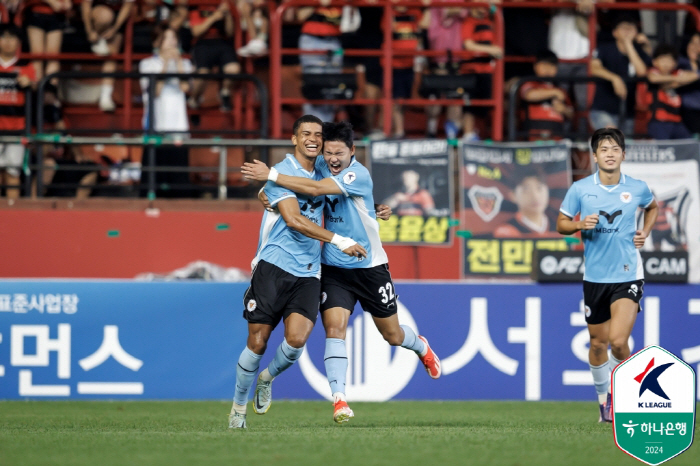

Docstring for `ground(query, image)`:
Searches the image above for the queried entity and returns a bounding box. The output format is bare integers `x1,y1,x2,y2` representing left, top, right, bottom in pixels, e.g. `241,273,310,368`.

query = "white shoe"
237,39,268,57
253,374,272,414
228,412,247,429
99,93,116,112
91,39,110,56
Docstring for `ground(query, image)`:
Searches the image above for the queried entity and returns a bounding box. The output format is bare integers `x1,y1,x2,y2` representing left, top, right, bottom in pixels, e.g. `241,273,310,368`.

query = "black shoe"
220,90,232,112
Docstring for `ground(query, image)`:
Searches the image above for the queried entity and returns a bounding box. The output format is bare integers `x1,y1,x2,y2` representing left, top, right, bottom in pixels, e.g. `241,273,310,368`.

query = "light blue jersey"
252,154,325,278
315,157,388,269
560,171,654,283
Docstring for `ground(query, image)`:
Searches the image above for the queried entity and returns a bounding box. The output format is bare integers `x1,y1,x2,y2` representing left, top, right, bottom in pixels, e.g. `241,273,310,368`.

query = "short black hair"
535,50,559,66
292,114,323,136
612,13,639,31
591,127,625,153
322,121,354,149
0,24,21,39
653,44,678,61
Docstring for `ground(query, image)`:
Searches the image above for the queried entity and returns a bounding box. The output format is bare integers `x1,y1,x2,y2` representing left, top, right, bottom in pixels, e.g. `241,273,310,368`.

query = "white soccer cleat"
228,412,247,429
253,374,272,414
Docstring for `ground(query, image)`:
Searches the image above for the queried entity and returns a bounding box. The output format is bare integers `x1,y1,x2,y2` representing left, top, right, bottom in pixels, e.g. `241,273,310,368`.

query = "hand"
633,230,648,249
554,89,567,101
612,76,627,100
342,243,368,260
579,214,599,230
576,0,594,15
258,189,273,211
635,33,650,47
17,74,31,88
375,204,392,220
490,45,504,59
87,30,99,43
241,160,271,182
552,98,567,114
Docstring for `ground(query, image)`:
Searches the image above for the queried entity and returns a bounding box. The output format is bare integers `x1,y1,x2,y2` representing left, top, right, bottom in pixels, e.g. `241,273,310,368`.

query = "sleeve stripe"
559,208,575,218
332,177,349,197
269,194,296,207
643,196,655,209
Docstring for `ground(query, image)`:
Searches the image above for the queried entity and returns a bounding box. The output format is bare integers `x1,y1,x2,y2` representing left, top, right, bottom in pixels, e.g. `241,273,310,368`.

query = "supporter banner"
369,139,453,246
531,250,689,283
623,140,700,283
461,141,574,278
1,281,699,402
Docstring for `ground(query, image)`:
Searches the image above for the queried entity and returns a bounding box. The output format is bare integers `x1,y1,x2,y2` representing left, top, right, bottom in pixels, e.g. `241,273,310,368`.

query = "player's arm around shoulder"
277,198,367,259
241,160,342,197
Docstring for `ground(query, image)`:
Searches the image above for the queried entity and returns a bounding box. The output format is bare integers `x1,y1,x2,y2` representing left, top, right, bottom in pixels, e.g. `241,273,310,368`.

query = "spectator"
187,0,240,112
646,44,698,140
0,25,35,200
589,14,650,135
236,0,268,56
460,6,502,141
139,23,193,197
43,145,100,199
384,5,424,138
424,6,467,139
297,3,342,123
520,50,573,140
133,0,188,53
81,0,136,112
25,0,70,94
678,32,700,134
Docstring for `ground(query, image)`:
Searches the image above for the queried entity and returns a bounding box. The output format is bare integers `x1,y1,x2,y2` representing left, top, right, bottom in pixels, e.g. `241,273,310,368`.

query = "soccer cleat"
333,399,354,424
253,374,272,414
418,336,441,379
228,412,247,429
598,393,612,423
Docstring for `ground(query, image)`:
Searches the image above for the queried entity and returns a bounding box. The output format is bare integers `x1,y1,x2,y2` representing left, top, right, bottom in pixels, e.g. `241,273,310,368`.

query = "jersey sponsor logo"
343,171,356,185
325,196,340,212
298,300,419,401
246,299,256,312
468,185,503,222
620,192,632,203
599,210,622,223
325,215,344,223
301,198,323,213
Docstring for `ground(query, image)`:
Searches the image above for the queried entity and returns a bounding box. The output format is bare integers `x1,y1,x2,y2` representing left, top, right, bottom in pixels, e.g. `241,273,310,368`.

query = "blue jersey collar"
285,153,315,176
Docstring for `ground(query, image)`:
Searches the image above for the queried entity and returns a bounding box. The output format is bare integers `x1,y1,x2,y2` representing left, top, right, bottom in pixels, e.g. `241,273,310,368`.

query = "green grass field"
1,401,697,466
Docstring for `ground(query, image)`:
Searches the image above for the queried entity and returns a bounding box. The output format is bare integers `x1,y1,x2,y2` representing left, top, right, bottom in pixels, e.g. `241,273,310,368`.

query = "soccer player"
242,121,441,424
228,115,367,429
556,127,658,423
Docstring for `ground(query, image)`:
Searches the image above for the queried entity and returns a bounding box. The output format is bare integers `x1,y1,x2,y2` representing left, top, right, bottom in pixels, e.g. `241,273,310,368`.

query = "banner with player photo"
622,140,700,283
461,141,574,279
369,139,453,246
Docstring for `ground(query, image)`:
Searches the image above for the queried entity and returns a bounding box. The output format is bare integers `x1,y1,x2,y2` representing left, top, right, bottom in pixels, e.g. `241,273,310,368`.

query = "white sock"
590,361,610,403
101,84,113,98
609,354,624,372
332,392,346,403
259,368,274,382
231,402,246,414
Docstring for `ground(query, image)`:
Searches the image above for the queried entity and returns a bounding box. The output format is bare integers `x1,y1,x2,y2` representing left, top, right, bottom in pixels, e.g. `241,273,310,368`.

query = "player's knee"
589,340,608,356
284,334,307,349
609,337,629,355
381,330,403,346
247,334,268,354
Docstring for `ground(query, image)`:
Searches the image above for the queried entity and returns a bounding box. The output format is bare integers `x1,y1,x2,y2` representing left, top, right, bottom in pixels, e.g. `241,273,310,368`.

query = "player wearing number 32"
557,127,658,423
242,121,441,424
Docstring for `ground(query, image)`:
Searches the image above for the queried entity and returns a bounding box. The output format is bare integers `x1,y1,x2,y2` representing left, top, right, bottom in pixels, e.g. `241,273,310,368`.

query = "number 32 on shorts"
379,282,395,304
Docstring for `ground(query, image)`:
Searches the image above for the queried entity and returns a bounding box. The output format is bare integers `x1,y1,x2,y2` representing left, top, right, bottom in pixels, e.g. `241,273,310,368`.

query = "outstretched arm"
277,198,367,259
242,160,343,197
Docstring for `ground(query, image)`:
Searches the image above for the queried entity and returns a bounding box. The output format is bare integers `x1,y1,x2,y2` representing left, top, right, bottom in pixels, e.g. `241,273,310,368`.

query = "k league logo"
612,345,696,466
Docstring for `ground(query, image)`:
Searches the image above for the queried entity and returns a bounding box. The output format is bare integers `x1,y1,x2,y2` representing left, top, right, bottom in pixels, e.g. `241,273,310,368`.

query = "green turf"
0,401,697,466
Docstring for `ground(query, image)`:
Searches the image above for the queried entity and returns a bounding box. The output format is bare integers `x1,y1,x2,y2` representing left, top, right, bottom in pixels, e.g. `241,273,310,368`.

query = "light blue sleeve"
264,162,297,207
559,183,580,219
639,181,654,208
331,166,372,197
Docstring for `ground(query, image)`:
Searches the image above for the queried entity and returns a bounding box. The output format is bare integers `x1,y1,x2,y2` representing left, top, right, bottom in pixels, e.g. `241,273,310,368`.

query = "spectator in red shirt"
81,0,136,112
187,0,240,113
520,50,573,140
0,25,36,199
646,44,698,139
460,6,502,141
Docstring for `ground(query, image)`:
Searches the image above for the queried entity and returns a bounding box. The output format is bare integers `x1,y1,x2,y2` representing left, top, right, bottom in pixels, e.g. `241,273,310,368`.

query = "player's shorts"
193,38,238,70
25,11,64,32
0,144,25,178
583,279,644,325
242,260,320,329
320,263,397,319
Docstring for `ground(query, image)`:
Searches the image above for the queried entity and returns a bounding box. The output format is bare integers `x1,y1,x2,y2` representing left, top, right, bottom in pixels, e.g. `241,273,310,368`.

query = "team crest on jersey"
468,185,504,222
343,171,357,185
620,192,632,203
321,292,327,304
247,299,257,312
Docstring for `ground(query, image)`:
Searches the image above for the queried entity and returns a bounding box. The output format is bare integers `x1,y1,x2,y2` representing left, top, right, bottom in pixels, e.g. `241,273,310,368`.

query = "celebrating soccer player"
242,121,441,424
228,116,367,429
556,127,659,423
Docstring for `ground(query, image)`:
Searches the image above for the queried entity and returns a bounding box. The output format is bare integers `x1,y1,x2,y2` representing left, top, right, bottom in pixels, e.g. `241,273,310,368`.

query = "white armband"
268,167,279,183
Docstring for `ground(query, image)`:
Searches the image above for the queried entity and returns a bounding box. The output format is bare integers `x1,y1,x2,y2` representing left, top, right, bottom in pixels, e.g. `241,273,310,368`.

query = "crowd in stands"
0,0,700,198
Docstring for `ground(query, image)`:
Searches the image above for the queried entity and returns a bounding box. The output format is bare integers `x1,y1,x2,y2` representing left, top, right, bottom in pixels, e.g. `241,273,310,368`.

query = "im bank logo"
612,345,696,465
